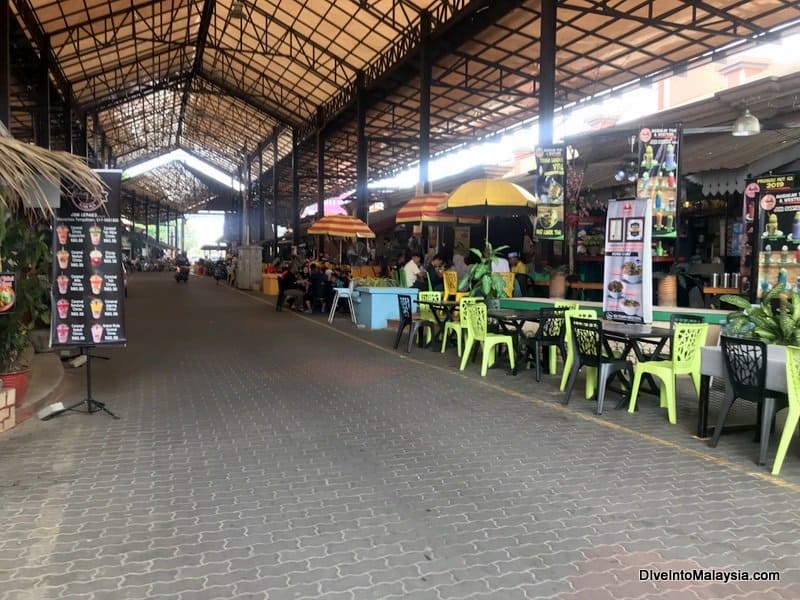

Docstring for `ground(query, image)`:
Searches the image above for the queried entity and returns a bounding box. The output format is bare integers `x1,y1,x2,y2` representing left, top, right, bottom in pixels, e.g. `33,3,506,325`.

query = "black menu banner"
533,145,565,240
50,170,126,347
751,174,798,298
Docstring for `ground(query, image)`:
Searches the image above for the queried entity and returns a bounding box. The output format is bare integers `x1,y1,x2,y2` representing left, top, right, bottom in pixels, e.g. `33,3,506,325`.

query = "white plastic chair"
328,280,357,324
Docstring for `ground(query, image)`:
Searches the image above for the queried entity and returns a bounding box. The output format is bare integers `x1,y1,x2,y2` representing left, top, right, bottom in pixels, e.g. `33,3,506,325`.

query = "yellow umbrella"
438,178,537,243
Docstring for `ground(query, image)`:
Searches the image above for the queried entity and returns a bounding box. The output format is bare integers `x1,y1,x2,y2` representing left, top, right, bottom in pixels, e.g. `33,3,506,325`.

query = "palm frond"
0,135,106,215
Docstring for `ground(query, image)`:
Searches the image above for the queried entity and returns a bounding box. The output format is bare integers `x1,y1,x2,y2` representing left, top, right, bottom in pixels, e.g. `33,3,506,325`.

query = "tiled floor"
1,273,798,600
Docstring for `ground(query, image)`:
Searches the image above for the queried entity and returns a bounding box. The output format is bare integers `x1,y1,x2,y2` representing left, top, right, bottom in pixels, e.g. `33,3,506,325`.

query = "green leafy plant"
458,243,509,298
0,207,52,372
355,276,395,287
721,283,800,346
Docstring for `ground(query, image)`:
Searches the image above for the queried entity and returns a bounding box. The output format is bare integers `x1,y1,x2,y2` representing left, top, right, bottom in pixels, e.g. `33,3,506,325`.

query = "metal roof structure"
5,1,800,228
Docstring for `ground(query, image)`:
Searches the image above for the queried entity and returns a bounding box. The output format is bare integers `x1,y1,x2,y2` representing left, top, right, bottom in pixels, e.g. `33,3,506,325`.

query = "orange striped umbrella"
307,214,375,238
396,193,480,225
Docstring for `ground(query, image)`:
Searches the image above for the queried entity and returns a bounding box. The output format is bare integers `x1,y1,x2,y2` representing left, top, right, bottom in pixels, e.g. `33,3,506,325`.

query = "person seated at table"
425,254,445,292
303,263,327,313
277,266,305,311
508,251,528,296
404,251,424,289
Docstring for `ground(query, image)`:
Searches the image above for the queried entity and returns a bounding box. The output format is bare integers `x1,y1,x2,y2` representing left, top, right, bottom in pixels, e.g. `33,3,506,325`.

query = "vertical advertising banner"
533,145,565,240
453,226,471,255
0,272,16,315
602,198,653,323
636,127,678,239
50,170,127,347
751,174,798,298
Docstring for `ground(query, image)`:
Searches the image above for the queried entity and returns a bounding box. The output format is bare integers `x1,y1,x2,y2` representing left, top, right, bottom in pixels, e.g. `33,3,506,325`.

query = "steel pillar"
0,0,9,130
419,11,431,193
272,129,279,257
291,128,300,246
539,0,557,146
36,38,50,149
355,71,368,222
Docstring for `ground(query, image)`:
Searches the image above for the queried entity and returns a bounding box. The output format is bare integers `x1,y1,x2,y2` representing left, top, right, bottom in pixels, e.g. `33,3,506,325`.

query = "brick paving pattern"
1,272,799,600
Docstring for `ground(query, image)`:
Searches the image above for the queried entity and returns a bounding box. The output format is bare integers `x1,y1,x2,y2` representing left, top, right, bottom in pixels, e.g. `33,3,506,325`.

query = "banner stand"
63,348,118,419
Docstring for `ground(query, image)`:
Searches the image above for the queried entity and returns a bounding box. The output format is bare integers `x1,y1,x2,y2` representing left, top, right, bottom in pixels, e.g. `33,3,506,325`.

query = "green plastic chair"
772,345,800,475
417,291,440,344
459,302,516,376
440,296,479,355
627,322,708,424
555,301,579,310
559,309,598,398
397,268,408,288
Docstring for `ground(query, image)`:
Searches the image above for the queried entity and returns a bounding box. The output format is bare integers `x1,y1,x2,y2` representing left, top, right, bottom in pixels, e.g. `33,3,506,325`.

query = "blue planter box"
354,287,419,330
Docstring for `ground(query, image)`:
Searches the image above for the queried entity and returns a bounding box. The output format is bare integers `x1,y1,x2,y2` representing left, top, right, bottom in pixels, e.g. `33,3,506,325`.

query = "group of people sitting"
276,260,352,313
397,248,536,296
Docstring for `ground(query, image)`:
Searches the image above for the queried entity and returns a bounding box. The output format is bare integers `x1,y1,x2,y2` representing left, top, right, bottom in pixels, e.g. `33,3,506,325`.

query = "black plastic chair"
393,294,436,353
563,317,633,415
709,336,788,465
525,307,567,382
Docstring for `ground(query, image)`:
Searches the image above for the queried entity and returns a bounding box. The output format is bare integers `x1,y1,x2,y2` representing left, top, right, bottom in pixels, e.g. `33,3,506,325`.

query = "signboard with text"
0,272,16,315
751,174,799,298
602,198,653,323
636,127,678,239
533,145,565,241
50,170,127,347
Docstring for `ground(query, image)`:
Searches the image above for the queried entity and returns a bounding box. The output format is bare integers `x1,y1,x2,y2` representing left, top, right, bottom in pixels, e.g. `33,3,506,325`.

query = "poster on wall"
453,226,471,256
533,145,565,241
602,198,653,323
0,272,16,315
636,127,678,239
752,174,799,298
50,170,127,347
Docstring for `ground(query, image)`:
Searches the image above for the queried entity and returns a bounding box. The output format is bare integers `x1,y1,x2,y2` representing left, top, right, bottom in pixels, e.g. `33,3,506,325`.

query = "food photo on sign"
0,272,15,314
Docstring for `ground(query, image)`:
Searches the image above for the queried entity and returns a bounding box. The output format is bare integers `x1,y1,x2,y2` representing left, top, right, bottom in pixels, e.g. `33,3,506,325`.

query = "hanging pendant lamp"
731,109,761,137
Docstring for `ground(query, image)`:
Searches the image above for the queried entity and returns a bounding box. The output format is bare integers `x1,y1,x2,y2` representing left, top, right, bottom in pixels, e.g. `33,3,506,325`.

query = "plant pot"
658,274,678,307
549,272,567,299
0,369,30,408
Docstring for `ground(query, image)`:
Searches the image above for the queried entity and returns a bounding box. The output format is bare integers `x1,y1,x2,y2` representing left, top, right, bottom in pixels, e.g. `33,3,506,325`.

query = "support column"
538,0,557,146
144,197,150,241
291,128,300,246
63,89,73,153
272,128,279,257
155,201,161,245
76,112,88,159
180,215,185,252
129,193,135,235
316,107,325,218
36,38,50,149
0,0,10,130
241,161,250,245
258,147,265,242
419,11,431,193
355,70,368,222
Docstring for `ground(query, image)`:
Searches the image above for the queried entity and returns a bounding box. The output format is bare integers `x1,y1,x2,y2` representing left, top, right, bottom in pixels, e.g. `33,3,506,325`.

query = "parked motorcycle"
175,265,190,283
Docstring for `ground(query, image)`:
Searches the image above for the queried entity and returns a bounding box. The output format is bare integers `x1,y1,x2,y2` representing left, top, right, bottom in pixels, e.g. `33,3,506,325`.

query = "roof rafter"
177,0,215,145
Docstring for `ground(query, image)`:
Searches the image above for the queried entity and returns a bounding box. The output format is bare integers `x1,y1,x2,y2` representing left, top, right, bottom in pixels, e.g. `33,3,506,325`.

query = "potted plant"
0,207,52,405
459,243,509,298
721,284,800,345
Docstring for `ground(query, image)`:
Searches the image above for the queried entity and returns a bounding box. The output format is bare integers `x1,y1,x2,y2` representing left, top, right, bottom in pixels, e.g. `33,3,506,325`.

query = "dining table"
696,344,788,439
414,299,459,348
601,321,675,401
486,308,543,375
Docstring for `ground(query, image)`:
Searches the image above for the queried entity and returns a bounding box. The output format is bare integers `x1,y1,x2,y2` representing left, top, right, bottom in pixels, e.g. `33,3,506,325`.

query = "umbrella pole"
485,216,490,246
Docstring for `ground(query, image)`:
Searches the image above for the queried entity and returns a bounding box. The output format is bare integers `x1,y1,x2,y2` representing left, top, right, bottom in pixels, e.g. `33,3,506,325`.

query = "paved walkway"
1,273,799,600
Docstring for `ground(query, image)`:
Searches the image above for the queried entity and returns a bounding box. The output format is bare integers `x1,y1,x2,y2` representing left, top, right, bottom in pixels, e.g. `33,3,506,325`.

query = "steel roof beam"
11,0,92,125
195,73,296,128
86,72,190,113
177,0,214,145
